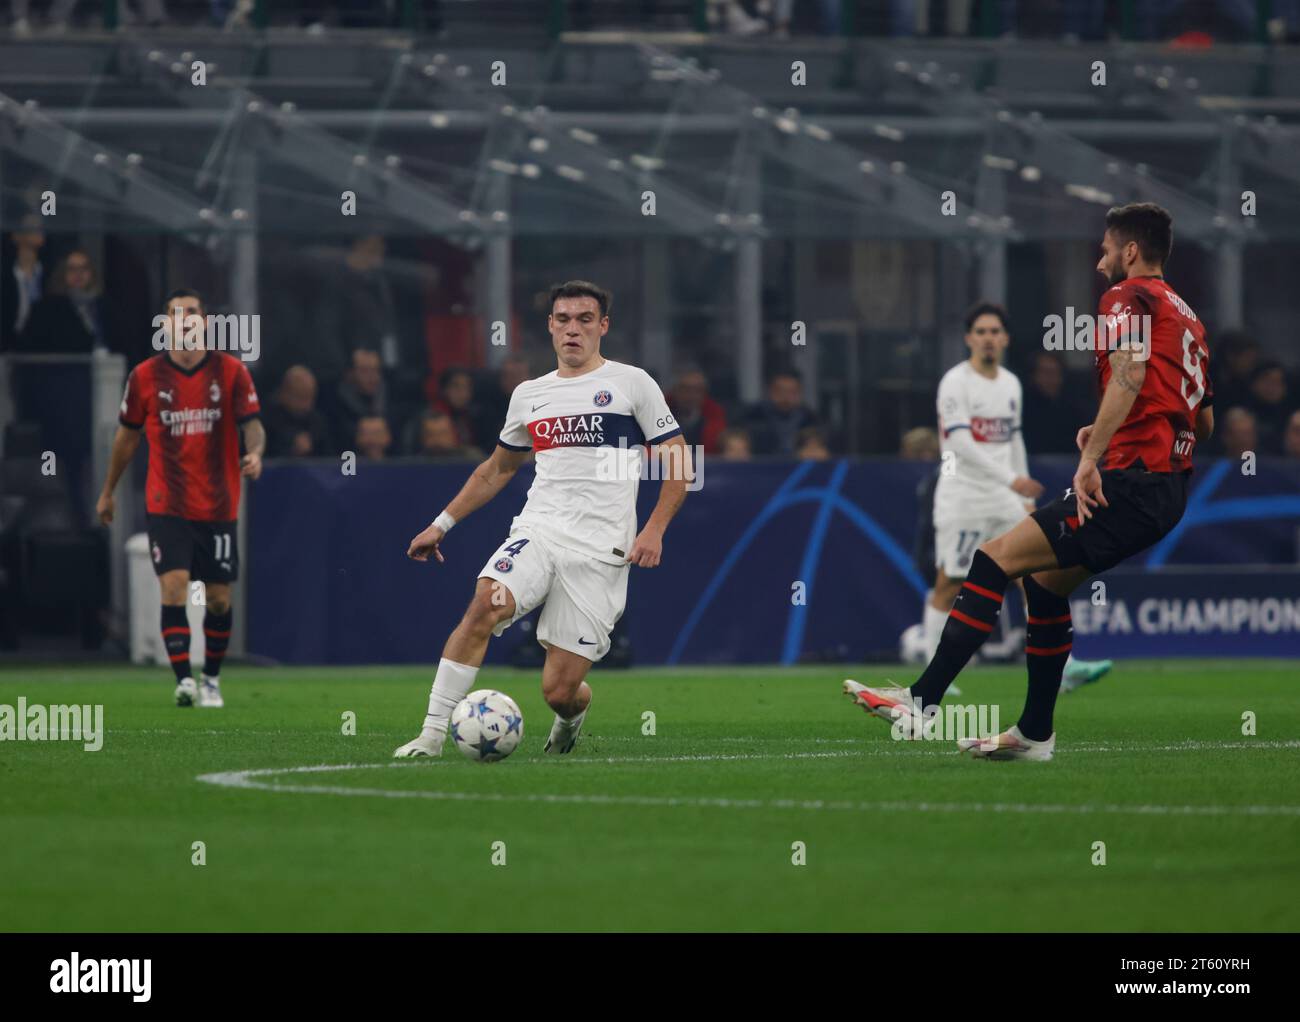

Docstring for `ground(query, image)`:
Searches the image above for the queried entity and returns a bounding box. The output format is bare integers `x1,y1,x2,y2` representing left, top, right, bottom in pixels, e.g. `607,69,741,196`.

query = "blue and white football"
450,689,524,763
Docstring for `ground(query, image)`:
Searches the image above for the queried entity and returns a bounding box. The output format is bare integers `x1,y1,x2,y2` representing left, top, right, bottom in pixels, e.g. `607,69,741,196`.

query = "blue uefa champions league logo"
593,390,612,407
494,557,514,573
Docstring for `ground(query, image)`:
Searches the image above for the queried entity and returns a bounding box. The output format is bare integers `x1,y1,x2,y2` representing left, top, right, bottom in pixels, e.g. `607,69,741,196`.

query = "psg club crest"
494,557,514,573
593,390,612,408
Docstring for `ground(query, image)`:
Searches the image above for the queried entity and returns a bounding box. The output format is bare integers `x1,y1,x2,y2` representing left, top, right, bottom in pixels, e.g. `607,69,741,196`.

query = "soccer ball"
450,689,524,762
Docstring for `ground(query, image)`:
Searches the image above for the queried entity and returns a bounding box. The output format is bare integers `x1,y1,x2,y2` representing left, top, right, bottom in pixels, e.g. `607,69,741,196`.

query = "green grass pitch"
1,661,1297,932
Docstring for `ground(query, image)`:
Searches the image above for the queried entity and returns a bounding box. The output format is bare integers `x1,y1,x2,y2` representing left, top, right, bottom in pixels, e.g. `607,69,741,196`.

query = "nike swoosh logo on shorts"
578,637,595,645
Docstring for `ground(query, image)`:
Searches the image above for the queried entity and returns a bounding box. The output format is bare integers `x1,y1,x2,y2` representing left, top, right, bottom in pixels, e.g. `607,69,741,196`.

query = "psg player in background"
846,203,1213,760
97,289,264,708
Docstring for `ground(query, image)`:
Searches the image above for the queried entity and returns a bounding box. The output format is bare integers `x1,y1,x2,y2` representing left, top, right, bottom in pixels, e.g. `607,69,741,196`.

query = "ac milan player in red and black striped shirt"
845,203,1214,760
96,289,265,708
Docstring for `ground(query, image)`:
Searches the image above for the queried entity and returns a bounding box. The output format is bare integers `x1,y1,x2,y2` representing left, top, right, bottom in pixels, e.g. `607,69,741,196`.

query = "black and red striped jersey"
1094,276,1212,473
119,352,260,522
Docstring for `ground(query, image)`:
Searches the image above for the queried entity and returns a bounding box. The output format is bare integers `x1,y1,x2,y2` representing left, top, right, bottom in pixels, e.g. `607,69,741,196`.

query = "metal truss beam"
128,44,479,240
403,50,743,237
0,90,233,237
883,53,1240,242
633,44,1013,241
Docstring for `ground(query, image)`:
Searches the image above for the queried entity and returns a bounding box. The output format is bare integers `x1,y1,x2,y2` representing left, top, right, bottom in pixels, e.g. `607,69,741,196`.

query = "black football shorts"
1030,468,1190,574
146,514,239,583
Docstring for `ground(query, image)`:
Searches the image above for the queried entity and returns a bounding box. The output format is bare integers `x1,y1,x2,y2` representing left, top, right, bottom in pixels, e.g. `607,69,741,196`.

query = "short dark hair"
1105,202,1173,267
161,287,204,314
963,301,1009,334
549,280,611,318
766,367,802,386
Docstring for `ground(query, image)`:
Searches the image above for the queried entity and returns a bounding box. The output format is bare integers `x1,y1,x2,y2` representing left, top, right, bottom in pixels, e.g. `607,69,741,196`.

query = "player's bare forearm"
1195,406,1215,443
96,427,142,523
408,446,529,563
630,437,689,567
100,427,140,496
241,418,266,457
240,418,265,479
1082,350,1146,463
446,446,527,521
1073,350,1145,522
645,473,686,536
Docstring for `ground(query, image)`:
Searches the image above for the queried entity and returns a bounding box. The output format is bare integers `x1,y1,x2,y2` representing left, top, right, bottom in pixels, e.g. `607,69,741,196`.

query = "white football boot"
393,727,445,759
174,677,198,707
958,725,1055,761
543,705,589,755
842,679,926,739
198,675,224,708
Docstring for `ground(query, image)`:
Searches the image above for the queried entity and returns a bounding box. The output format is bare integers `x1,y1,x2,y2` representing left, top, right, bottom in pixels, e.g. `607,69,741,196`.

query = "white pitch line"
125,730,1300,754
195,759,1300,817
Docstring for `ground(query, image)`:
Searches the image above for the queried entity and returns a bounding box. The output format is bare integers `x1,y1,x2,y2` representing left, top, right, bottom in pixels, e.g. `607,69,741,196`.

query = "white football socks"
923,600,948,664
421,658,479,738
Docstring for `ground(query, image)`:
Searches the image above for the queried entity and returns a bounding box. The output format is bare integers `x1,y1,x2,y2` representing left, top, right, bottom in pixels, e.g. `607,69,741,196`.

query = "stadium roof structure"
1,30,1298,243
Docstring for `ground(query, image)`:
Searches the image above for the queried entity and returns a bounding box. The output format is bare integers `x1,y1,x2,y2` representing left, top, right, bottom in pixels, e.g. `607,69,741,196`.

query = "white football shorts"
478,529,629,662
934,511,1026,580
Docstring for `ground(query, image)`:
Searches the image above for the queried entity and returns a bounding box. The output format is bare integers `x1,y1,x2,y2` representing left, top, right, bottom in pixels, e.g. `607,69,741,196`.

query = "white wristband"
433,510,456,533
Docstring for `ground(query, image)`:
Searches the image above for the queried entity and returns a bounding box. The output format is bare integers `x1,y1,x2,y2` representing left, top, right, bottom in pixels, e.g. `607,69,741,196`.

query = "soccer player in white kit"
923,302,1111,690
394,281,689,758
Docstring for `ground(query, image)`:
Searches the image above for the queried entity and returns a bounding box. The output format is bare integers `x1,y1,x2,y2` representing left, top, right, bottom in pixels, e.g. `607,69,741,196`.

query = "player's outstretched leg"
921,569,963,696
541,646,593,755
847,517,1060,735
909,547,1009,706
845,551,1008,733
394,578,516,758
960,568,1083,761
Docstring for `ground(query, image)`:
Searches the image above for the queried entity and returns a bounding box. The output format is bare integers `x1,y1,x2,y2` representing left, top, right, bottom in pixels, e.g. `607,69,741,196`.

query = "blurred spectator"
1022,351,1087,454
264,365,334,458
1284,410,1300,458
1247,362,1291,453
1135,0,1297,42
10,0,168,34
710,0,766,35
340,235,400,368
1062,0,1106,40
1219,407,1259,461
473,356,532,442
796,426,831,461
1,216,46,350
411,409,483,460
890,0,1012,36
744,369,820,456
771,0,841,37
355,415,393,461
303,234,416,390
718,427,753,461
329,348,388,446
14,249,108,354
433,367,480,448
668,367,727,454
1211,330,1260,412
899,425,940,461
